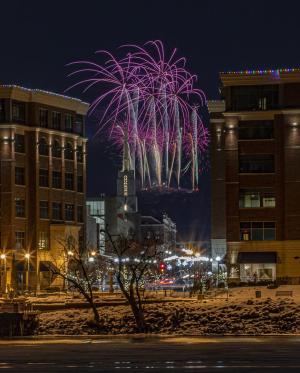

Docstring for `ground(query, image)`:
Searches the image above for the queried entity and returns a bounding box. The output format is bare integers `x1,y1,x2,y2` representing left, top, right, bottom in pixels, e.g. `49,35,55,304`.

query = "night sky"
1,1,300,241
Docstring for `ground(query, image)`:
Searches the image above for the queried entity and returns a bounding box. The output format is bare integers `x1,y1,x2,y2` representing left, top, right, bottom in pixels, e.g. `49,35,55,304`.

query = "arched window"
52,139,61,158
39,137,48,156
64,142,73,160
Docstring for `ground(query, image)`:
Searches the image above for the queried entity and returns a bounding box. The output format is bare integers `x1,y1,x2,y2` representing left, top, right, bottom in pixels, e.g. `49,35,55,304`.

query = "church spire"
122,127,132,171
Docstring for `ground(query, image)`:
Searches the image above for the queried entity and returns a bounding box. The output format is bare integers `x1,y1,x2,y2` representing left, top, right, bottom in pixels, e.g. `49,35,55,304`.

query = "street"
0,336,300,372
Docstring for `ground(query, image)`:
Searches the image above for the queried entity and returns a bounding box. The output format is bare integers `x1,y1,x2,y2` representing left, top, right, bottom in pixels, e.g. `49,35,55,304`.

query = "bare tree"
105,230,162,332
50,235,104,326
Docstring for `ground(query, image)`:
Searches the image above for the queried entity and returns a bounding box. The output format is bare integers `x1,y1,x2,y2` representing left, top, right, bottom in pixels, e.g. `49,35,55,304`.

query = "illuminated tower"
117,129,138,213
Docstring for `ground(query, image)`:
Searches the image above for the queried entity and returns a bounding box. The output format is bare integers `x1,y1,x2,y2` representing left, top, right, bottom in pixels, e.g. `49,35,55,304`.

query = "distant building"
140,214,176,249
211,69,300,284
0,85,88,292
86,196,105,254
92,130,177,253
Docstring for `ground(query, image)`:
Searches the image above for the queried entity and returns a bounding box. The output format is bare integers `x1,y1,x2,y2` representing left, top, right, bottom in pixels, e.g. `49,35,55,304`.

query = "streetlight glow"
0,254,6,260
24,253,30,259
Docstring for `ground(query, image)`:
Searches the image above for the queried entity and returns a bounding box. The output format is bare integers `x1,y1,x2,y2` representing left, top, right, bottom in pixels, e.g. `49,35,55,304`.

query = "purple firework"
66,40,209,190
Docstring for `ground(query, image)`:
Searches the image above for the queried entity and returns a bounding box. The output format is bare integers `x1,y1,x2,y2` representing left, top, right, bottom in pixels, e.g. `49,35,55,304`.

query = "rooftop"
0,85,89,115
220,68,300,87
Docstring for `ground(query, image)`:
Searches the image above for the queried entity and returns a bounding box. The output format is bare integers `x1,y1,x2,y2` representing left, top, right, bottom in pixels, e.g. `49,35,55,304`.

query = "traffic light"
160,262,166,273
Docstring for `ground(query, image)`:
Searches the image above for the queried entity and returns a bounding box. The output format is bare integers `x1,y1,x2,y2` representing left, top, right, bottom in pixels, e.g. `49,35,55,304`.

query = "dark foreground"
0,336,300,372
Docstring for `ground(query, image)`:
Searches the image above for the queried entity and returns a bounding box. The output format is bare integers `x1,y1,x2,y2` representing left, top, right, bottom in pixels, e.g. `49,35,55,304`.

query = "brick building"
211,69,300,284
0,85,88,292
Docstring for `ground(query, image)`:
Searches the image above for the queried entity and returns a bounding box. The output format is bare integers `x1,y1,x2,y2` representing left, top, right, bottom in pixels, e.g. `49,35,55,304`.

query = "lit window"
38,231,49,250
124,175,128,196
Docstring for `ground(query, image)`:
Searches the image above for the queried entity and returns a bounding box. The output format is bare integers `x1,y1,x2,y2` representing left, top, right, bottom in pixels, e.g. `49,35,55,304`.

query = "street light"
24,253,30,292
0,253,7,294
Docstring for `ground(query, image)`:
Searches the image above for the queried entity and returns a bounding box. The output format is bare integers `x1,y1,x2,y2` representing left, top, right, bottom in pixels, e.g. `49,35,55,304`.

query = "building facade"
140,214,177,249
211,69,300,284
86,196,106,254
209,100,226,271
0,85,88,292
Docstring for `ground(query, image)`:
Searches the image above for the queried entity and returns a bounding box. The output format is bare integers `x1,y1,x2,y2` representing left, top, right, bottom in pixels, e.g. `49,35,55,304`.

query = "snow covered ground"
37,285,300,335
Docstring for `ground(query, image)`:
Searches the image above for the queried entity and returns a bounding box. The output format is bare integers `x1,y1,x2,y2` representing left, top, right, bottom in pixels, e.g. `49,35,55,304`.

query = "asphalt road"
0,336,300,372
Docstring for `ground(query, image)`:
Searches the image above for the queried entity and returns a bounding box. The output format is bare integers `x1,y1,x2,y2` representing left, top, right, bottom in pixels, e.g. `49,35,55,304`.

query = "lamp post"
0,253,7,294
24,253,30,292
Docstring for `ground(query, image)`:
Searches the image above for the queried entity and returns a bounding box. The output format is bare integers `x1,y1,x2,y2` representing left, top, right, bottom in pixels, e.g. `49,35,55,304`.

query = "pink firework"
66,40,209,190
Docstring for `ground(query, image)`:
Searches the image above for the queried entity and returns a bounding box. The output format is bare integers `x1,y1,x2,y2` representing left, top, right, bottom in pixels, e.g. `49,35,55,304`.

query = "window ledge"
239,207,276,209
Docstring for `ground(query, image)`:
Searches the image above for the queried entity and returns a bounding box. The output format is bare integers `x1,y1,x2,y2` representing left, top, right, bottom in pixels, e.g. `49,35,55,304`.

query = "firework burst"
67,40,209,190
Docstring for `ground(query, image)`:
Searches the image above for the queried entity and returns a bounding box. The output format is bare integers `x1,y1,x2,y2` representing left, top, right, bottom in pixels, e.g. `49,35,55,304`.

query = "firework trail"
67,40,209,190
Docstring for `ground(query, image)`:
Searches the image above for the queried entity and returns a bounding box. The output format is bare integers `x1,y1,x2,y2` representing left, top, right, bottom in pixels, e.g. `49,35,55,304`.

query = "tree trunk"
130,298,146,332
84,294,100,326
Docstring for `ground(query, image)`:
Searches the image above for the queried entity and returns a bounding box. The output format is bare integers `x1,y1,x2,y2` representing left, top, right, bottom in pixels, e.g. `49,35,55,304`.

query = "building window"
39,201,49,219
39,108,48,128
39,169,49,187
239,190,276,208
15,134,25,153
239,154,275,173
64,142,73,160
77,175,83,192
52,139,61,158
86,199,105,216
230,85,279,111
39,137,49,156
238,120,274,140
75,115,83,134
240,222,276,241
15,231,25,249
38,231,49,250
52,111,61,130
0,100,5,122
52,202,62,220
65,114,73,132
15,167,25,185
76,145,83,163
65,204,74,221
12,101,25,122
15,198,25,217
52,170,62,189
77,205,83,222
65,172,74,190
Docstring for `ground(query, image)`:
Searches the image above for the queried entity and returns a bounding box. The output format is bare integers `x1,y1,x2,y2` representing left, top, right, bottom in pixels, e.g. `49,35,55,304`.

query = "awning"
237,252,277,264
